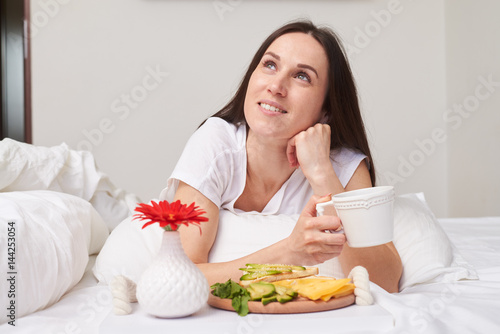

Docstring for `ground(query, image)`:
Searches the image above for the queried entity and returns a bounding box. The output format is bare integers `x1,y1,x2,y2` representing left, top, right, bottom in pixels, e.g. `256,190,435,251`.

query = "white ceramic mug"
332,186,395,248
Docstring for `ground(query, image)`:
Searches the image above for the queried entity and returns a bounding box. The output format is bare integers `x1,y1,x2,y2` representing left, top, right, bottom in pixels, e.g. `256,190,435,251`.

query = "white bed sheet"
373,217,500,333
2,256,111,334
3,217,500,334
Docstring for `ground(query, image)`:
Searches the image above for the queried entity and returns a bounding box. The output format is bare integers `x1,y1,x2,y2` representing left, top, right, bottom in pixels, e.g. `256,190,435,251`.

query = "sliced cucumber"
274,285,288,295
246,282,276,301
239,270,283,281
244,263,306,271
285,289,298,298
274,285,298,298
261,295,278,305
239,273,256,281
277,294,294,304
239,267,292,273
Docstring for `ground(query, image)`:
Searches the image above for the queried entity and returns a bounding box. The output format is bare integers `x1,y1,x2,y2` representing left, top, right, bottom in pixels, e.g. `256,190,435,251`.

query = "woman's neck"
234,130,296,212
246,130,296,188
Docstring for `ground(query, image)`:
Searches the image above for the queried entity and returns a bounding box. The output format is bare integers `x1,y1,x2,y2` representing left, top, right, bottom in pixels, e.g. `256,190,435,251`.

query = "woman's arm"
174,181,345,286
339,163,403,293
289,124,403,292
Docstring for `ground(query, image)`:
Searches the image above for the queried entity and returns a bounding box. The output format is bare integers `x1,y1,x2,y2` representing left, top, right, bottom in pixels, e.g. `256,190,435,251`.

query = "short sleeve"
331,148,367,188
159,118,246,207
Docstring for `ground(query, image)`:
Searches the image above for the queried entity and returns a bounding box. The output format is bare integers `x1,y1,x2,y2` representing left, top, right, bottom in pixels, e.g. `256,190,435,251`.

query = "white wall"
28,0,497,218
445,0,500,217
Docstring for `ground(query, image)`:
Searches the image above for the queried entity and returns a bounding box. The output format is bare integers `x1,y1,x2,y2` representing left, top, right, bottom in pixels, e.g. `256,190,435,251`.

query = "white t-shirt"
160,117,366,215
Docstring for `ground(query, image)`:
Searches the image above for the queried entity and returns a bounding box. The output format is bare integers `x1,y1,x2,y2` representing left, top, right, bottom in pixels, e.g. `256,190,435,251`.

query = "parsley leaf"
211,279,250,316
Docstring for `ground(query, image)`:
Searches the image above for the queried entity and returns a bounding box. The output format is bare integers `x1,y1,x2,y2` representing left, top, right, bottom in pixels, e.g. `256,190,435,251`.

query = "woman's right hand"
284,195,346,266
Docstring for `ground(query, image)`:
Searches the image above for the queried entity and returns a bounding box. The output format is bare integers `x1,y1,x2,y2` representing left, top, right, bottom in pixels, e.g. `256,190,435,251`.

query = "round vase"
136,231,209,318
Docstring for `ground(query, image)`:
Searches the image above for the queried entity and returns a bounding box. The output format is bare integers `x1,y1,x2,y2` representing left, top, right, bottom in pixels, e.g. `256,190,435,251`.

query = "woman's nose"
267,74,288,97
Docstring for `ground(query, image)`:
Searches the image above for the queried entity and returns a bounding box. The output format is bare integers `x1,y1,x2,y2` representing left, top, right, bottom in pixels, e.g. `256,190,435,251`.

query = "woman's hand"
286,123,343,196
284,195,346,266
286,123,332,182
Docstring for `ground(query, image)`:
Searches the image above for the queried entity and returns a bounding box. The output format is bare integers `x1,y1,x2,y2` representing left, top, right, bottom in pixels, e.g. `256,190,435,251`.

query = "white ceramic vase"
136,231,209,318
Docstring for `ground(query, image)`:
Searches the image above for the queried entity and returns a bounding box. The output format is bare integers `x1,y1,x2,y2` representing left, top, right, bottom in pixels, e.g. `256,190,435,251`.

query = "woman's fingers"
287,194,346,265
300,211,343,233
300,194,331,217
296,220,346,261
301,243,345,265
303,224,345,248
286,136,299,168
318,230,346,246
313,215,343,232
287,123,331,175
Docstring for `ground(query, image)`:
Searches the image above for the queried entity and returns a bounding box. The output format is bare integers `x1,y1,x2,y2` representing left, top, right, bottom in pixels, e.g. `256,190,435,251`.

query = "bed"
1,139,500,334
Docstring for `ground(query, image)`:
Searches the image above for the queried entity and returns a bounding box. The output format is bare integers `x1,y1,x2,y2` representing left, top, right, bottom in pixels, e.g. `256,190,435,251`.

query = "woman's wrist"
275,237,298,265
305,164,344,196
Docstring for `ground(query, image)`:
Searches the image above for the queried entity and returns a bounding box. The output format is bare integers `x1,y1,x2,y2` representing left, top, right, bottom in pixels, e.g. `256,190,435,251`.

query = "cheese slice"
273,277,353,301
319,283,355,301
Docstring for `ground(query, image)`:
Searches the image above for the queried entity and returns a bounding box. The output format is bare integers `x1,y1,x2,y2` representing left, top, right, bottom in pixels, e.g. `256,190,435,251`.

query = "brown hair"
208,19,376,185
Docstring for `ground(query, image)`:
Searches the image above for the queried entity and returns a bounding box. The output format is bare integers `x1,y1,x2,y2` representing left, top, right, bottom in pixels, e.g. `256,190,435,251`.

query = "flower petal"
133,200,208,233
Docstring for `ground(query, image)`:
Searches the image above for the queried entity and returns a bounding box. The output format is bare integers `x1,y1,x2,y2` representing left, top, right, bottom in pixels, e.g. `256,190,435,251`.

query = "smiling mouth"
259,102,287,114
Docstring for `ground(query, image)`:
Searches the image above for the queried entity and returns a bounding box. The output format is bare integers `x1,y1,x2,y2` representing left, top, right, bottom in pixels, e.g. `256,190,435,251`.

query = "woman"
160,20,402,292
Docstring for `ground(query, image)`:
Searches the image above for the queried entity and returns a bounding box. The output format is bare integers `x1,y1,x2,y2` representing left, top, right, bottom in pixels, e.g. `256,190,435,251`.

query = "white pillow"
93,215,164,284
93,193,478,291
0,138,139,231
0,190,109,323
393,193,477,290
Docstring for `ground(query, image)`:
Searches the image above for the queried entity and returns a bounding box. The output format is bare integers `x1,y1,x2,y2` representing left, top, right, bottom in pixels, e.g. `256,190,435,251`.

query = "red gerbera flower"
133,200,208,233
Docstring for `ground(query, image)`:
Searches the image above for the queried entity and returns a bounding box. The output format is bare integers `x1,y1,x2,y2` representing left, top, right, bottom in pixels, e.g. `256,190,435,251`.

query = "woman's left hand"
286,123,332,179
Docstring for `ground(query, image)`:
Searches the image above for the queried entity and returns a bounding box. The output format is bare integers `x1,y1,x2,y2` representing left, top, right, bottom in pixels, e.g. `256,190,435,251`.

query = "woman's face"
244,32,329,142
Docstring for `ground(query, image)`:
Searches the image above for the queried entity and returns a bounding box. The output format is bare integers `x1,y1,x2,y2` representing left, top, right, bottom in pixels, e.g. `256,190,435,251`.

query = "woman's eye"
296,72,311,83
263,60,276,70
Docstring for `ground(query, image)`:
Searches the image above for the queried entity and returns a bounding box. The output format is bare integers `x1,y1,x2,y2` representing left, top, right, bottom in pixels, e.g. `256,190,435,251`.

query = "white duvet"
0,191,108,322
0,139,139,325
0,138,139,230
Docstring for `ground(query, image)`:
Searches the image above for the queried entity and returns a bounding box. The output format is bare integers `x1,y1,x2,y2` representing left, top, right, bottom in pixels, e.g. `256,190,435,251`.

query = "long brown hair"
208,20,376,185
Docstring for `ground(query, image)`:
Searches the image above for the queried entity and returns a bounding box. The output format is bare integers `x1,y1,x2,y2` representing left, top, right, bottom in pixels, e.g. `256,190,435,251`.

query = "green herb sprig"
210,279,250,316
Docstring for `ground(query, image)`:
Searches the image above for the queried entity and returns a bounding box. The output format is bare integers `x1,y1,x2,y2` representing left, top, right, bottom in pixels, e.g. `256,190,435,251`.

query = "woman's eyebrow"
263,51,318,78
297,63,318,78
264,51,280,60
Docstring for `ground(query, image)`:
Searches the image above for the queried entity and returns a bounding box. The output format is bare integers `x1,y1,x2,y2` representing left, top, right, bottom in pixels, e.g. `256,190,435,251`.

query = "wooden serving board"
208,293,355,314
